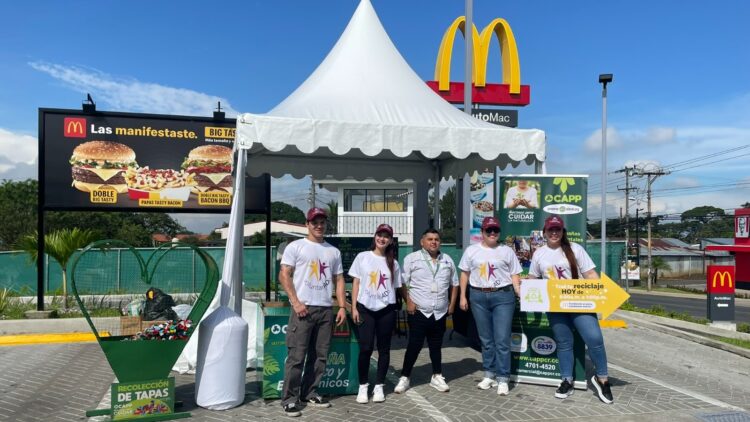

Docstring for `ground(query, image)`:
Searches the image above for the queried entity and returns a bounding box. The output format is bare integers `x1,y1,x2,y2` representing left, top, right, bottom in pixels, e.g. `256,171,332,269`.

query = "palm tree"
326,200,339,233
650,256,672,286
18,228,98,310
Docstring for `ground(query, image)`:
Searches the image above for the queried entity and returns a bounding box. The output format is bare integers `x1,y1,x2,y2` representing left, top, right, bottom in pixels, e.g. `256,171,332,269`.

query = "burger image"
181,145,233,194
69,141,137,193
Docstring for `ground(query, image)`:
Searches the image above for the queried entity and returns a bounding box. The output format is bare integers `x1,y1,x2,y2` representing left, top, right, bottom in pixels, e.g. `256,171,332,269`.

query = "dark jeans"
355,303,396,385
281,306,334,406
401,311,446,377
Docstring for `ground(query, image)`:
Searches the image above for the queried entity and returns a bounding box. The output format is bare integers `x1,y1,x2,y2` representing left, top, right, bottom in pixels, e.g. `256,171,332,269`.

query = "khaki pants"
281,306,333,406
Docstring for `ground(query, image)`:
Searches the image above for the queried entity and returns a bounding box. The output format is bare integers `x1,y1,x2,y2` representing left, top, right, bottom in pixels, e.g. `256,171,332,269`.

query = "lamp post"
598,74,613,276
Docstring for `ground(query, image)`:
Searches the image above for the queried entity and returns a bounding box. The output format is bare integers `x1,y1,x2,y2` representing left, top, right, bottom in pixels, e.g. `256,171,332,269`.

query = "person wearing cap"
394,228,458,394
348,223,403,404
528,215,614,404
279,207,347,417
458,216,522,396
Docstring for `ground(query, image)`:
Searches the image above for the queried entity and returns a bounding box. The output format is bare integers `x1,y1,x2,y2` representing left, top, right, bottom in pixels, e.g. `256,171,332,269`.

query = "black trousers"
355,303,396,385
400,311,447,377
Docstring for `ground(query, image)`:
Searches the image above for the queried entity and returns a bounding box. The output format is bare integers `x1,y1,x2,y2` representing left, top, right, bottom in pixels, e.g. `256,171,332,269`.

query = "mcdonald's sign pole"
464,0,473,115
706,265,736,331
598,74,613,277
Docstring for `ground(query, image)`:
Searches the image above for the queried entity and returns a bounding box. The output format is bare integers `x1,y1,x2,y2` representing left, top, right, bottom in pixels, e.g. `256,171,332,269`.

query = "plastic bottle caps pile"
132,320,192,341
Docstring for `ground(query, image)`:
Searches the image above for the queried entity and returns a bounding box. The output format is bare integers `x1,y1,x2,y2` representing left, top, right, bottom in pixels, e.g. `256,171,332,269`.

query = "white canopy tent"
234,0,546,244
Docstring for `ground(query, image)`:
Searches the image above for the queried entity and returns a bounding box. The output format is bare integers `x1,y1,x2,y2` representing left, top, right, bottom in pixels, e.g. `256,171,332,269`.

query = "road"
627,290,750,324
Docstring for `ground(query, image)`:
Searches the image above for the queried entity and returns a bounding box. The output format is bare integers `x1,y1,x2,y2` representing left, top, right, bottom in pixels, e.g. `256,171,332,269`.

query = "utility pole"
616,166,634,292
308,177,316,209
637,168,668,291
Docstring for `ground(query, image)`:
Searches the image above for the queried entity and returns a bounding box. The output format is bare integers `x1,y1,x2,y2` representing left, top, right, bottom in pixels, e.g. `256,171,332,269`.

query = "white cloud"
0,128,38,181
584,127,621,151
644,127,676,144
29,62,238,117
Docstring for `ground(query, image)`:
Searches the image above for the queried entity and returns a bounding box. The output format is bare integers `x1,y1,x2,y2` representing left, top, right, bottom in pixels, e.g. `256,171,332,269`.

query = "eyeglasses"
484,228,500,234
308,220,327,227
375,232,392,238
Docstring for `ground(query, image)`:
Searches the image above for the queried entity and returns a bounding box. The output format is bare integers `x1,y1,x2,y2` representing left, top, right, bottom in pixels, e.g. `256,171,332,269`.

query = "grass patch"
619,301,709,324
630,285,704,295
710,336,750,350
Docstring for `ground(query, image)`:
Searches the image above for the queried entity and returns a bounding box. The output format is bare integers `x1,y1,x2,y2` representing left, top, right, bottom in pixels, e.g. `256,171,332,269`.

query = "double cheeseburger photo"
181,145,234,195
69,141,137,193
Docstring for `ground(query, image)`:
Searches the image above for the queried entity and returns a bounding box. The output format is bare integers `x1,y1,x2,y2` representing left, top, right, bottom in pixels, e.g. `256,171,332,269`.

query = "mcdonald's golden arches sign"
707,265,735,294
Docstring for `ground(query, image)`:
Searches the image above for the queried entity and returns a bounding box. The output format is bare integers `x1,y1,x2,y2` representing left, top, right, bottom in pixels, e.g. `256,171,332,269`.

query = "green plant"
18,228,99,310
650,256,672,285
737,323,750,334
0,288,13,314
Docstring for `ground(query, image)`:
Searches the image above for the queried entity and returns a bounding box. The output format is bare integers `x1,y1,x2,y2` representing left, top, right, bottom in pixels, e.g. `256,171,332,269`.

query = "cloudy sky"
1,1,748,232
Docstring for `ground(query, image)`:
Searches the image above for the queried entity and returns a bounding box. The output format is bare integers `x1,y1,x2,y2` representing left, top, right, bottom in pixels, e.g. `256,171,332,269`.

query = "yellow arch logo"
434,16,521,94
712,271,733,288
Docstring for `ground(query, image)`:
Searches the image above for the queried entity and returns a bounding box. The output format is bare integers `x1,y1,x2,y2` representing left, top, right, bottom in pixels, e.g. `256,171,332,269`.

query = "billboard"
40,109,268,213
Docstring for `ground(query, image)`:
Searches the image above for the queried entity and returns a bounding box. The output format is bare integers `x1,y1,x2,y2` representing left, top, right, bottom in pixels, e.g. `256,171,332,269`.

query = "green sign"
498,175,588,388
262,304,359,398
111,378,175,420
511,311,585,388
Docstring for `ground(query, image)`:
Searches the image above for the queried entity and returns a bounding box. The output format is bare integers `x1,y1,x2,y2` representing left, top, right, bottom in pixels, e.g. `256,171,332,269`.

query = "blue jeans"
547,313,608,382
470,288,515,382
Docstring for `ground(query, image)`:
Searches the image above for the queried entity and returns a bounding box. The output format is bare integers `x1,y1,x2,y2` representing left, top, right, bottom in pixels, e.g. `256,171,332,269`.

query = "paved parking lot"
1,312,749,421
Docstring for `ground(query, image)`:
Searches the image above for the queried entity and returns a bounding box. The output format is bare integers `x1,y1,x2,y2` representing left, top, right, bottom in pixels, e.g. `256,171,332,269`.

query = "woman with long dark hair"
528,215,614,404
349,223,403,404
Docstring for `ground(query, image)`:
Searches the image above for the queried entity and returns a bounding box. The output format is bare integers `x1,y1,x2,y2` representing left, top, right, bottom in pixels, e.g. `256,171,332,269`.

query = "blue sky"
1,1,749,232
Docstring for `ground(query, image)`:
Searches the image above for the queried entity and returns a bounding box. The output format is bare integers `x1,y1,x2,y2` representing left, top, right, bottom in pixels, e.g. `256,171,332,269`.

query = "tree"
245,201,305,224
45,212,186,247
650,256,672,285
742,202,750,209
0,179,38,250
18,228,99,310
439,185,457,242
680,206,725,224
326,200,338,233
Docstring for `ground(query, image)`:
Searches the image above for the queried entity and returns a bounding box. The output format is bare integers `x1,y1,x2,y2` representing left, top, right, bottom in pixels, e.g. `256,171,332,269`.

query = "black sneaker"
307,395,331,408
591,375,614,404
555,379,574,399
283,402,302,417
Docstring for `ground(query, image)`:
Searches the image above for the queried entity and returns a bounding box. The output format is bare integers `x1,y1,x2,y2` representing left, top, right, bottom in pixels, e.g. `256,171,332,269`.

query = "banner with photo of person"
498,174,588,390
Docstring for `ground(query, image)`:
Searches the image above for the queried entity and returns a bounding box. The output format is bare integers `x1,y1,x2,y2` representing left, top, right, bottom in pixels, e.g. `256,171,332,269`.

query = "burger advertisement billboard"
41,109,265,212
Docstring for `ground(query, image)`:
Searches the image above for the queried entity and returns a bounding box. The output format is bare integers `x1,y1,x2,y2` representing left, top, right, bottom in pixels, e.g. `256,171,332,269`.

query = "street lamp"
598,73,613,276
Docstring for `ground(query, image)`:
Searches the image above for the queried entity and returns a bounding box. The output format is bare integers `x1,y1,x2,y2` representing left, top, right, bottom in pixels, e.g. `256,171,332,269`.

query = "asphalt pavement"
627,290,750,324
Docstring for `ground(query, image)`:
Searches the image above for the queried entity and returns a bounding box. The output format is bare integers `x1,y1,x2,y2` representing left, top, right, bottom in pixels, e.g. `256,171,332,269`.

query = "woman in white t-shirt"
458,217,522,396
528,215,614,404
349,223,403,404
504,180,538,209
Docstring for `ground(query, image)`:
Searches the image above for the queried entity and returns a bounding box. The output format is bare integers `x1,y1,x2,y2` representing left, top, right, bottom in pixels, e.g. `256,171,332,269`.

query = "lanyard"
420,249,441,280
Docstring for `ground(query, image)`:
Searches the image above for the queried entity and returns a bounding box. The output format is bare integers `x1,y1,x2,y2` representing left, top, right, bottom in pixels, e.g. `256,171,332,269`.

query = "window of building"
343,188,408,212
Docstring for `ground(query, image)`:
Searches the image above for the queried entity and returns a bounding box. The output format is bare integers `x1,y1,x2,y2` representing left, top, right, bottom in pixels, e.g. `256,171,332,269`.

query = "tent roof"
236,0,545,180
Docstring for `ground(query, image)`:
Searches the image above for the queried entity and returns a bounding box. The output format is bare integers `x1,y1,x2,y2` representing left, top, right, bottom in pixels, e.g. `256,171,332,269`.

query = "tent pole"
433,161,441,229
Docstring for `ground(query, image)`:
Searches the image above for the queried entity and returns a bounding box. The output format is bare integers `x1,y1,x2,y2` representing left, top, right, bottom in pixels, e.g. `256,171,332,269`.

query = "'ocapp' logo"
270,324,288,335
64,117,86,138
531,336,556,355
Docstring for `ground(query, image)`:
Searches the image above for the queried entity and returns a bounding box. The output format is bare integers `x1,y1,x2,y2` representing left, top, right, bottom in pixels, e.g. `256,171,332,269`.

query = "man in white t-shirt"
394,228,458,394
504,180,538,209
278,207,347,417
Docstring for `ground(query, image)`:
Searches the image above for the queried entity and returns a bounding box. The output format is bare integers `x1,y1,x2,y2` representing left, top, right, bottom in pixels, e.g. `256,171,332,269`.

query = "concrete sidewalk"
2,312,749,421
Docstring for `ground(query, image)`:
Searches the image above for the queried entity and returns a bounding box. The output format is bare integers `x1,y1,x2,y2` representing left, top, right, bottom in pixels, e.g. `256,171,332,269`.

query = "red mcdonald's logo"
427,16,530,106
64,117,86,138
707,265,735,294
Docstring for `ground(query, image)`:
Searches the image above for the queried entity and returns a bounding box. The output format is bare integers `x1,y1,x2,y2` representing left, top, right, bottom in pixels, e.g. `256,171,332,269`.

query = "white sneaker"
477,377,498,390
356,384,369,404
430,374,450,392
394,376,410,393
372,384,386,403
497,382,509,396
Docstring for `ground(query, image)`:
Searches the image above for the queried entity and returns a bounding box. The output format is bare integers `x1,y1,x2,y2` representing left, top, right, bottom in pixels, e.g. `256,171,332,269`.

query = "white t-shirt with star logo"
458,243,522,288
348,251,403,311
281,238,343,306
528,243,595,280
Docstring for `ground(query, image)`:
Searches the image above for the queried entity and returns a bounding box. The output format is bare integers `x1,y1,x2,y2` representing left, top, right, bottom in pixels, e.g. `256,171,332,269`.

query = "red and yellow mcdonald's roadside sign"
64,117,87,138
426,16,530,106
707,265,735,294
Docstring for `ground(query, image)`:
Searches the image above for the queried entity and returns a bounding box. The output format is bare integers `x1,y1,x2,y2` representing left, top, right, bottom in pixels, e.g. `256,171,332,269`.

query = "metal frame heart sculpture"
71,240,219,383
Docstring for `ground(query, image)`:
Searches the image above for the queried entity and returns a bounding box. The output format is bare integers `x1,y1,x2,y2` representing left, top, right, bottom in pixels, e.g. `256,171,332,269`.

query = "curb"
0,332,99,346
614,310,750,359
627,289,750,305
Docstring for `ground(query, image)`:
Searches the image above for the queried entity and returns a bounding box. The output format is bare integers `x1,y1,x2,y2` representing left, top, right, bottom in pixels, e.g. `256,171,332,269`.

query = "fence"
1,241,629,295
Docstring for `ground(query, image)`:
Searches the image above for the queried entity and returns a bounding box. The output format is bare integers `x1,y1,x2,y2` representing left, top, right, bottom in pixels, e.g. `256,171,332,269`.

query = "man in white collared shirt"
394,228,458,394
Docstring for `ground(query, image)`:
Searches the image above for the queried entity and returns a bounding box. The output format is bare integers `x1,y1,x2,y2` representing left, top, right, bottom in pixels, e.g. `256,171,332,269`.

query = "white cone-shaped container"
195,306,249,410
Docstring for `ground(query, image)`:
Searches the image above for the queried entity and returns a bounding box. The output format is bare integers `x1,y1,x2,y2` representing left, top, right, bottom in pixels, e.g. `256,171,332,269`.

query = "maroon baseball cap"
481,216,500,230
306,207,328,221
544,215,565,230
375,223,394,236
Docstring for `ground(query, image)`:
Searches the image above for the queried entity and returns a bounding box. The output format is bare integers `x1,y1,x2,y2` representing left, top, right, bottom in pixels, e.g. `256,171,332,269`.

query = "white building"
214,220,308,240
317,178,415,245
